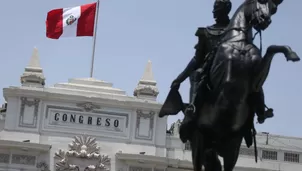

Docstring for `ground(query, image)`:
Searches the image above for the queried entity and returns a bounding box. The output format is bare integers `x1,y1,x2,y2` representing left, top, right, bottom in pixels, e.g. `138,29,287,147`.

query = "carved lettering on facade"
55,136,110,171
52,112,120,128
46,106,129,134
44,106,130,139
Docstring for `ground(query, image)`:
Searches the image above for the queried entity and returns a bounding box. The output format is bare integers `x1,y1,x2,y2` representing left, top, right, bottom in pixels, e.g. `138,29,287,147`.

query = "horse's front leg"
222,135,243,171
190,130,206,171
204,150,222,171
253,45,300,91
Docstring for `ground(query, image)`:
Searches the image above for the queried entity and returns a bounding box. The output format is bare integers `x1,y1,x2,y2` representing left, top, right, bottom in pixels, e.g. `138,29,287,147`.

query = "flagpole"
90,0,100,78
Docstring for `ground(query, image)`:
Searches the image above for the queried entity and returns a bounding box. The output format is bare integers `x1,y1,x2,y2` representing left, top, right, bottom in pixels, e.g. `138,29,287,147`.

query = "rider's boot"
254,88,274,124
179,71,202,143
179,84,198,143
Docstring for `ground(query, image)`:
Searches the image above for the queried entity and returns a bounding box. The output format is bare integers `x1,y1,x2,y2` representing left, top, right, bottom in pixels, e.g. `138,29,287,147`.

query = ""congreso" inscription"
49,111,125,129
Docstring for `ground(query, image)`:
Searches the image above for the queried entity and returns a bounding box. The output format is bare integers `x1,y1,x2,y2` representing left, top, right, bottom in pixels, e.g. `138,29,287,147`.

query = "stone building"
0,48,301,171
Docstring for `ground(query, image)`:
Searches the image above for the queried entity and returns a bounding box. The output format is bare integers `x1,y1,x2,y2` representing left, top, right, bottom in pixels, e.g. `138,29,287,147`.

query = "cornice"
3,87,162,111
115,153,279,171
0,139,51,152
115,153,191,169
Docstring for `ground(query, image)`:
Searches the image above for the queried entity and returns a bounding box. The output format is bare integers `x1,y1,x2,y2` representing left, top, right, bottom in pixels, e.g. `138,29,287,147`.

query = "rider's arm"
175,28,207,83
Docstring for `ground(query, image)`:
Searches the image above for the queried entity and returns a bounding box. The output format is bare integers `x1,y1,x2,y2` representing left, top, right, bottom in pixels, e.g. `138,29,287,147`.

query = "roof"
0,139,51,152
255,133,302,152
116,153,278,171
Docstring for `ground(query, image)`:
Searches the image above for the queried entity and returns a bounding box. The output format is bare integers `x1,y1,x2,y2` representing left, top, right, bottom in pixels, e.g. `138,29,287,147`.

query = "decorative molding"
66,136,101,158
184,142,191,151
0,103,6,121
136,110,155,120
37,161,50,171
76,102,101,112
0,112,6,121
168,119,181,136
0,153,10,164
19,97,40,128
166,148,174,151
135,110,155,141
21,74,45,87
55,135,111,171
129,166,152,171
55,150,79,171
11,154,36,165
134,86,159,97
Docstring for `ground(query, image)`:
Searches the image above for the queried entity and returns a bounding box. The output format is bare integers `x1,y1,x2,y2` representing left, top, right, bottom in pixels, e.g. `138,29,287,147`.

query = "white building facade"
0,48,302,171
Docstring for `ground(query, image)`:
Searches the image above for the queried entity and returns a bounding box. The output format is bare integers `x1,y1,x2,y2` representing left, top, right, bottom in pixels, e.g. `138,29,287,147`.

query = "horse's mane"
245,0,255,4
273,0,283,5
245,0,283,5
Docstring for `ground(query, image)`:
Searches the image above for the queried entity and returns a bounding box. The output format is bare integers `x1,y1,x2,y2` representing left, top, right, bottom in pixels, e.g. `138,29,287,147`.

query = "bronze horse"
160,0,299,171
194,0,299,170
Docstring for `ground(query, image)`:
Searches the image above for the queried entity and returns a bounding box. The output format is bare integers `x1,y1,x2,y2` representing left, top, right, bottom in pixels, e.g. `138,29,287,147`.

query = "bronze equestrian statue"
159,0,299,171
163,0,274,143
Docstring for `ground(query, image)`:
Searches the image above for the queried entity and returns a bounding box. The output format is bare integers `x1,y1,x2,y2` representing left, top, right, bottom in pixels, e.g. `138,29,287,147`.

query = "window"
262,150,278,160
185,142,191,150
284,152,300,163
239,148,254,156
0,153,9,164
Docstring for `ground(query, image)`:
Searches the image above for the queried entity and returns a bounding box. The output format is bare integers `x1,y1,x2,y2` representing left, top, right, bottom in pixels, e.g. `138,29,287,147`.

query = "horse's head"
245,0,283,31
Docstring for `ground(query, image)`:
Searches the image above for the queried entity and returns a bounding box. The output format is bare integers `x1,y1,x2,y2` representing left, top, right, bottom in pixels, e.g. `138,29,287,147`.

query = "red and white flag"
46,2,97,39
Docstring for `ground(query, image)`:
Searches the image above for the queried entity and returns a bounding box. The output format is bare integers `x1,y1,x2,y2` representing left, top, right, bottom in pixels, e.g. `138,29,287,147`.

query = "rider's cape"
158,87,186,117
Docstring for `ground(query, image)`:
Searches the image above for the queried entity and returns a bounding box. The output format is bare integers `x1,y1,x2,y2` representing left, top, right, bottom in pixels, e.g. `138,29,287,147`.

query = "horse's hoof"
257,116,265,124
265,108,274,118
286,52,300,62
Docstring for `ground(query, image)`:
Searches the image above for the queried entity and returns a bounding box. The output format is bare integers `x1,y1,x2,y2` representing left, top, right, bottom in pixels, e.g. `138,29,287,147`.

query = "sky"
0,0,301,137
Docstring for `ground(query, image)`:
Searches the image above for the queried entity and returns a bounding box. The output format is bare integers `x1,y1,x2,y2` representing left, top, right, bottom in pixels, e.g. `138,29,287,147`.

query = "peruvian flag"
46,2,97,39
